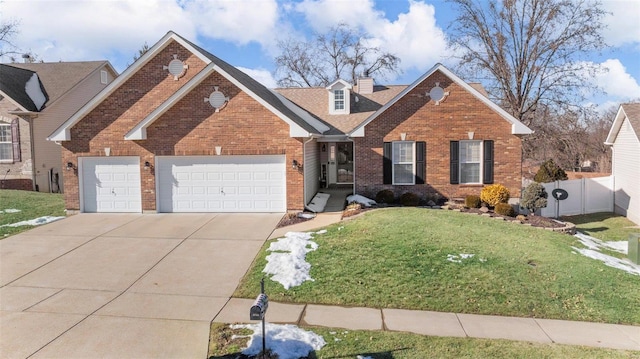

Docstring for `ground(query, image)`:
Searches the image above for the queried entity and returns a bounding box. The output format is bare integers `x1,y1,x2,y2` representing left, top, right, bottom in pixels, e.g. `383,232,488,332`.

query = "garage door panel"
82,157,141,213
157,155,285,213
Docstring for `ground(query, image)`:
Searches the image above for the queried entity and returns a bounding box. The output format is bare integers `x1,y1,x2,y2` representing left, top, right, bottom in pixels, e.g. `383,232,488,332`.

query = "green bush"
375,189,395,204
465,195,481,208
534,159,568,183
480,184,510,207
495,202,516,217
521,182,548,214
399,192,420,206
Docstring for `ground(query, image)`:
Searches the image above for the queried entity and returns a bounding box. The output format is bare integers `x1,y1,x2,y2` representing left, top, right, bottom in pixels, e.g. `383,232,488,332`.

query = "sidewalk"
214,299,640,351
257,193,640,352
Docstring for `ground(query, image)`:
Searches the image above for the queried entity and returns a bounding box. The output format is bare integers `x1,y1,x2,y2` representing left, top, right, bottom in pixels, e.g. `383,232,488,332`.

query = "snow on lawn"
230,323,325,359
0,216,64,228
346,194,376,207
263,231,322,289
573,232,640,276
0,209,21,214
447,253,487,263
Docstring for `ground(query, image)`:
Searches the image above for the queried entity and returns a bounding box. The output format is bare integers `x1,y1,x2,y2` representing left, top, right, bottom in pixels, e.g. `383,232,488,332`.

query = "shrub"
494,202,516,217
465,195,481,208
480,184,510,207
399,192,420,206
521,182,548,215
375,189,395,204
534,159,568,183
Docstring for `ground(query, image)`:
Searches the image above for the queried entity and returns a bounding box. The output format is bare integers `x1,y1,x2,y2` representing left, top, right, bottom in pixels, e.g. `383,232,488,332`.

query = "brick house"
0,62,116,192
50,31,531,213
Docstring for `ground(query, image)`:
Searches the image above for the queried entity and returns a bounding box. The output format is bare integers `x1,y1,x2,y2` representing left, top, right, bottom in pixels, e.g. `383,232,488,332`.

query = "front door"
336,142,353,183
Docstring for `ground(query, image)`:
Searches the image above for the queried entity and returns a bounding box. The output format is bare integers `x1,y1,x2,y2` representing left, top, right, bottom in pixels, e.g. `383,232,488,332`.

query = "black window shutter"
11,118,20,162
450,141,459,184
483,140,494,184
383,142,392,184
415,141,426,184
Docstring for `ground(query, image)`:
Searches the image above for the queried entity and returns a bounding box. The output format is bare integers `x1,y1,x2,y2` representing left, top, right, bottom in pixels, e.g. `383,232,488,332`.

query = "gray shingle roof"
0,64,46,111
621,103,640,139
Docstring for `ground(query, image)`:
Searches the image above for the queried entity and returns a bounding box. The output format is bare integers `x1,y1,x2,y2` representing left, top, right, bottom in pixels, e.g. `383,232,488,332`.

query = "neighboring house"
0,61,117,192
605,103,640,225
49,31,532,213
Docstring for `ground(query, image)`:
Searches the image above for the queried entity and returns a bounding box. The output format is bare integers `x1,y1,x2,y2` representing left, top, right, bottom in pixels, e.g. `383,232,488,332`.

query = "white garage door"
80,157,142,213
156,155,286,213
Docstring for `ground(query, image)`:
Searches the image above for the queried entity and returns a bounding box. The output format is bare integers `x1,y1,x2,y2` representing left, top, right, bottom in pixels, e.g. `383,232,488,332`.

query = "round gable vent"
204,86,230,112
163,55,188,80
427,82,450,105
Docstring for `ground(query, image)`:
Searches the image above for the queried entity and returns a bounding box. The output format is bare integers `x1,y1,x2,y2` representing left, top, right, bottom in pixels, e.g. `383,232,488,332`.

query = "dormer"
326,79,352,115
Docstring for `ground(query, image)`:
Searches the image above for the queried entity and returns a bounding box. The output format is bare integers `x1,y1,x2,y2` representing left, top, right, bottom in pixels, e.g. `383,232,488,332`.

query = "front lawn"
208,323,638,358
0,190,65,238
563,212,640,242
236,208,640,325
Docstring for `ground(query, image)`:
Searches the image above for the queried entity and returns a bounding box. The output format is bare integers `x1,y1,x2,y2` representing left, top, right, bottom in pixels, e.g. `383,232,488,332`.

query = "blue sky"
3,0,639,111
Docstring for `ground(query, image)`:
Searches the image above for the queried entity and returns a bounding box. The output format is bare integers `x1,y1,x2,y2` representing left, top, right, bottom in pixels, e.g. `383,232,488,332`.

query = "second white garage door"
156,155,286,213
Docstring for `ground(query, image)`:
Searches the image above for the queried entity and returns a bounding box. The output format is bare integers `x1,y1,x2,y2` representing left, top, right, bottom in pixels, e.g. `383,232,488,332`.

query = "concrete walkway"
215,300,640,351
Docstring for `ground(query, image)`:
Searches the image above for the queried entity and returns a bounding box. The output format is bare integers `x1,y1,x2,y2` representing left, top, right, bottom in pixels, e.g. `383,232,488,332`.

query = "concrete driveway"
0,213,282,359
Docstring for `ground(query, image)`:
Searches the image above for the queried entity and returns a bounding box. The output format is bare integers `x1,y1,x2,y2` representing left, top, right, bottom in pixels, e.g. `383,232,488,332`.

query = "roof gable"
605,103,640,145
349,63,533,137
50,31,325,141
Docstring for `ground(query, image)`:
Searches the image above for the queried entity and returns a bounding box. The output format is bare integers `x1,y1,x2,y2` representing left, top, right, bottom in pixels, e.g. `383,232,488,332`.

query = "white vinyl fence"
539,176,613,218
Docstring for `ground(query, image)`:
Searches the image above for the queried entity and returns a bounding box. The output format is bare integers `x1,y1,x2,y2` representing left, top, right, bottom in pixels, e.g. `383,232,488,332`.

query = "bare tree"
127,42,150,67
275,23,401,87
447,0,608,128
0,18,20,58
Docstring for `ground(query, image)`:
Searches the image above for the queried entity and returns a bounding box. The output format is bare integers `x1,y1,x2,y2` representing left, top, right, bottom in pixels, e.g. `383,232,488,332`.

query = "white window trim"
0,123,12,162
459,140,483,185
392,141,415,185
334,89,345,111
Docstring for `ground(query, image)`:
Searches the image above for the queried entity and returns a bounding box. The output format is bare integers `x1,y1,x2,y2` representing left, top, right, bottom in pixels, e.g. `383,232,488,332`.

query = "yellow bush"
480,184,510,207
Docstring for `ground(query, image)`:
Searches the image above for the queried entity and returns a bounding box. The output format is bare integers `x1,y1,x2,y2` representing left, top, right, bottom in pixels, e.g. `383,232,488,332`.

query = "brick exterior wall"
0,179,33,191
354,70,523,202
0,98,34,189
61,40,304,212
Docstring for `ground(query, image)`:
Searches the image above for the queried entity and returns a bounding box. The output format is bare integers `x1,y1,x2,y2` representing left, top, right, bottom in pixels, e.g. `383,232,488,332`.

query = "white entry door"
156,155,286,213
80,157,141,213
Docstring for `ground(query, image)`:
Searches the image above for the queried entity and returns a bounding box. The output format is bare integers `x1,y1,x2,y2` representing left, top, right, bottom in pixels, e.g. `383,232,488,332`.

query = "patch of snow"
316,229,327,234
573,232,640,276
298,212,316,219
347,194,376,207
0,216,64,228
263,231,319,289
447,253,475,263
357,356,374,359
230,323,325,359
1,209,21,214
574,232,627,254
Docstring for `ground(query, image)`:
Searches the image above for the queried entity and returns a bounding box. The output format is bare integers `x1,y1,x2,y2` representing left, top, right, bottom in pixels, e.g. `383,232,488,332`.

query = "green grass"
208,323,639,358
236,208,640,325
563,212,640,242
0,189,65,238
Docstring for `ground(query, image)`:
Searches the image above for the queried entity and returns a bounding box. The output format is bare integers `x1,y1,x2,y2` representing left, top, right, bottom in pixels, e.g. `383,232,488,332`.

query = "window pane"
0,125,10,142
460,163,480,183
334,90,344,110
393,142,413,163
0,143,12,160
394,164,413,184
460,141,480,162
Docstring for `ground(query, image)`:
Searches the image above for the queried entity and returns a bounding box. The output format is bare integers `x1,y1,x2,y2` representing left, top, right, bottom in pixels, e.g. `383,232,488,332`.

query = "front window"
460,140,481,183
334,89,344,110
0,124,12,161
393,141,414,184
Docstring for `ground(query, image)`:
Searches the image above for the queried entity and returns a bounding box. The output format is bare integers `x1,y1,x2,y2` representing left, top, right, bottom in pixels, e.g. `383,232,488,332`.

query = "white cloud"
597,59,640,100
183,0,280,47
236,66,278,88
293,0,451,78
1,0,195,69
601,0,640,46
